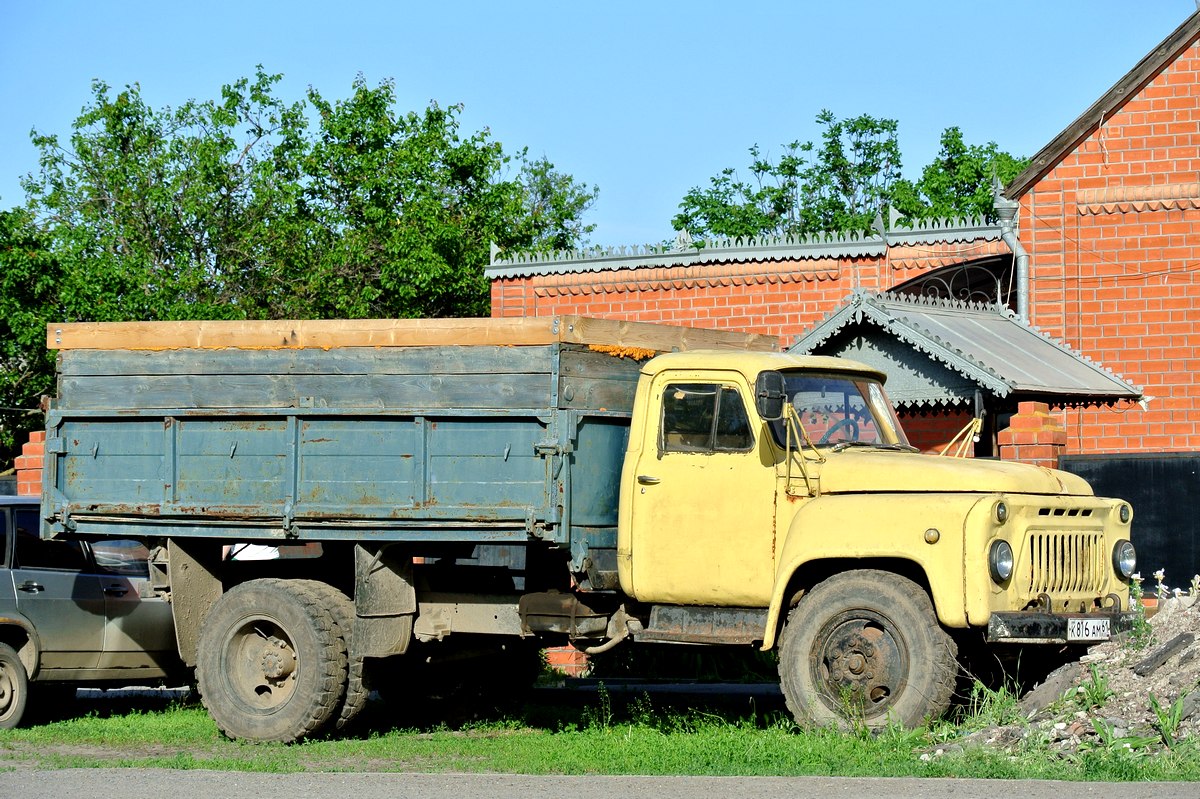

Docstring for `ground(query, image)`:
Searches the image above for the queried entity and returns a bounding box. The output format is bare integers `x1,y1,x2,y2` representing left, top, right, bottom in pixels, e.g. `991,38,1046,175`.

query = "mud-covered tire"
778,569,957,730
0,642,29,729
197,578,347,742
301,582,368,731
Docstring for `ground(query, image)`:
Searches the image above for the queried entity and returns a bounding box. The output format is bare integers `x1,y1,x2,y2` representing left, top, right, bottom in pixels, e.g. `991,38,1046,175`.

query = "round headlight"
994,501,1008,524
989,539,1014,584
1113,539,1136,579
1119,504,1132,524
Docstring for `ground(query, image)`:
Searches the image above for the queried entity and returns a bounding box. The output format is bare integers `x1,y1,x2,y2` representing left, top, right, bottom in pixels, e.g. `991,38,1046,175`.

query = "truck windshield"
769,373,909,448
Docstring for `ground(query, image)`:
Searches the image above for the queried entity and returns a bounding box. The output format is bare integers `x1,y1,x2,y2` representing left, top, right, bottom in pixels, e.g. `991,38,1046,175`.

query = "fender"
761,492,991,649
0,614,44,678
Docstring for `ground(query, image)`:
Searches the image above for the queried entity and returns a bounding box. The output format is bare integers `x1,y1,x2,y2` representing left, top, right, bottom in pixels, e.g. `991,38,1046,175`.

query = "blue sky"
1,1,1195,245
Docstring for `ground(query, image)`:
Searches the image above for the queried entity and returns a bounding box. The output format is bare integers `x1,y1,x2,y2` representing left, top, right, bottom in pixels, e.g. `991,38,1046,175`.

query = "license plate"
1067,617,1110,642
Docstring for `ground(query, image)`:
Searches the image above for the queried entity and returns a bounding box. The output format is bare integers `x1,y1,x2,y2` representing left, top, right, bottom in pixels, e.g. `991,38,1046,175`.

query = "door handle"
18,581,44,593
103,585,129,597
637,475,662,485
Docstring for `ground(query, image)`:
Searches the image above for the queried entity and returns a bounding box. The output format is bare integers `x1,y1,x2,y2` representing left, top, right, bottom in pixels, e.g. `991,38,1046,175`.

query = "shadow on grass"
351,677,790,737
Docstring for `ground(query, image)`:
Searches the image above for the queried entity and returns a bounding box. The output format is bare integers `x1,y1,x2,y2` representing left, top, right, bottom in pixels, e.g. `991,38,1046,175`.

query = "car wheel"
0,642,30,729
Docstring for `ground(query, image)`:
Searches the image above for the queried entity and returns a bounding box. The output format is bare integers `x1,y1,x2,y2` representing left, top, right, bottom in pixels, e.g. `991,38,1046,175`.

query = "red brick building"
489,10,1200,466
1008,11,1200,456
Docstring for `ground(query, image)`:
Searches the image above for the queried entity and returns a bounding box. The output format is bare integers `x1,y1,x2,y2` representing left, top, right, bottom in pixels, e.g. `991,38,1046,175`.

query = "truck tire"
0,642,29,729
196,578,347,742
300,581,369,731
778,569,957,730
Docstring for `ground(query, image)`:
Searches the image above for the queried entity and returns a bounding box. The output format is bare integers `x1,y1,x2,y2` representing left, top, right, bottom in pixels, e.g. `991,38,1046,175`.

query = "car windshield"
769,372,909,448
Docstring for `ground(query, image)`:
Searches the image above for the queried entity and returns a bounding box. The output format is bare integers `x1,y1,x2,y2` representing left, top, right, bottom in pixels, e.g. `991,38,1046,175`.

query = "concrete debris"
925,592,1200,758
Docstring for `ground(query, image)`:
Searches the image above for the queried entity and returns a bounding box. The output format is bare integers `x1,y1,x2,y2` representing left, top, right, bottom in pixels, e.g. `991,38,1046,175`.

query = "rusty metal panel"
636,605,769,645
58,419,164,506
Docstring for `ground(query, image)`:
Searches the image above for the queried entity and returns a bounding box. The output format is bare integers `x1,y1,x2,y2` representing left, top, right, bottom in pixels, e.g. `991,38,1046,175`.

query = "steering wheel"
818,417,860,445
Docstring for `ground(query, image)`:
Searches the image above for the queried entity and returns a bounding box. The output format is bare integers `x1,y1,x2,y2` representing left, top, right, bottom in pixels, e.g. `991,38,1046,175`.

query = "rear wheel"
778,569,957,729
302,582,369,732
0,642,29,729
197,579,347,742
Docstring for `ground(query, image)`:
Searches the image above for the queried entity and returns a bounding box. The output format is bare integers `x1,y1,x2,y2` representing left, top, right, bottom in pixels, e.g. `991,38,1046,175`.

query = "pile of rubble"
928,585,1200,758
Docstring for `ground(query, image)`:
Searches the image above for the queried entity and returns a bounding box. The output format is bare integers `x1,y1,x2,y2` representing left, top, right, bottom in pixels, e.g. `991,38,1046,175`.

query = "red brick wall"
902,407,976,455
492,245,1000,458
491,242,1008,345
997,402,1068,469
1020,39,1200,454
15,431,44,497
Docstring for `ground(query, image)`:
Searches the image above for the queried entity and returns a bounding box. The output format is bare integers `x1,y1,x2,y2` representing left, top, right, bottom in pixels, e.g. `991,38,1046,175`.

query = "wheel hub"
817,620,903,711
259,637,297,680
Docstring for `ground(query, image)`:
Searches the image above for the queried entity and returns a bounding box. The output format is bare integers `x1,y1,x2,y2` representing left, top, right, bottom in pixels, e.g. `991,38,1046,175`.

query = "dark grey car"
0,495,182,727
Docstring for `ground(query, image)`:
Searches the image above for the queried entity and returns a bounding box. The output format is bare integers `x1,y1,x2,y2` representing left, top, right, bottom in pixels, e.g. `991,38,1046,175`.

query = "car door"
10,507,105,671
90,539,176,670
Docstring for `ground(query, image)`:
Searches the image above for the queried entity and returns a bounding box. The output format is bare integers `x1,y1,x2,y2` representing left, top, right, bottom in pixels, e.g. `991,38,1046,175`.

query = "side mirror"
755,371,786,421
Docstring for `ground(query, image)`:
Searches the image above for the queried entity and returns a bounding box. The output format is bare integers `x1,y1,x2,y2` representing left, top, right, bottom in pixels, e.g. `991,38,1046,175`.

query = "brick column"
996,401,1066,469
15,431,44,497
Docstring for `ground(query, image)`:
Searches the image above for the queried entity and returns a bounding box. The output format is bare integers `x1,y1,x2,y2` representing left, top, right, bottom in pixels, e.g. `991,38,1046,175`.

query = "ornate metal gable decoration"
791,290,1141,409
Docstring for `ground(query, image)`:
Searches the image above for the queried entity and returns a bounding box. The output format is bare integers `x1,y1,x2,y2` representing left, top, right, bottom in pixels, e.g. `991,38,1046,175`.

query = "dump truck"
38,315,1138,741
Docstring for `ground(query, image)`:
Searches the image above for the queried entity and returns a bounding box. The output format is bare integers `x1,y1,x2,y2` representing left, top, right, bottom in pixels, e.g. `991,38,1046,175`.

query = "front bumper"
986,611,1140,644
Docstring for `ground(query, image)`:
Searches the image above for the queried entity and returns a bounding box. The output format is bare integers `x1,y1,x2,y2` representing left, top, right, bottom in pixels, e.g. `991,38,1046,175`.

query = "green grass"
2,686,1199,780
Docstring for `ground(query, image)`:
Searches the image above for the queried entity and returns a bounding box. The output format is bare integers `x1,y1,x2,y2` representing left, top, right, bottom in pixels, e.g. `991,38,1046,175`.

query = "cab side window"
661,383,754,454
13,509,89,572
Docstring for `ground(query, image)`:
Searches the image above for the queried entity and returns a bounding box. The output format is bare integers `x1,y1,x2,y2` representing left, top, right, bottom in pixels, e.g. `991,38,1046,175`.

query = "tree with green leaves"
672,112,1026,239
297,79,597,318
673,110,902,239
891,126,1029,222
20,69,598,322
2,69,598,468
0,208,61,459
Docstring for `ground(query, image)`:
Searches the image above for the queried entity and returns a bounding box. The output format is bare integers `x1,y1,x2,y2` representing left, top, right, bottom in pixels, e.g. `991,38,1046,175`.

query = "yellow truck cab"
618,350,1136,728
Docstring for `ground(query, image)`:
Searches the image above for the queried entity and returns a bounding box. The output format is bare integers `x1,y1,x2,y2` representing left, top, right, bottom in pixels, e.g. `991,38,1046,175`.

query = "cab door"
626,374,777,606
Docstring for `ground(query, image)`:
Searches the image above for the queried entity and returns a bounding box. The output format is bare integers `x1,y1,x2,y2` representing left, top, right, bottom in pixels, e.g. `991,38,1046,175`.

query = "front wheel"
0,642,29,729
196,579,347,742
778,569,957,729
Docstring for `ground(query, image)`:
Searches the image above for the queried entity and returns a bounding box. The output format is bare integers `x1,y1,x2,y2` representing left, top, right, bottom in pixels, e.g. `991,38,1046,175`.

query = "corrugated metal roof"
790,291,1142,407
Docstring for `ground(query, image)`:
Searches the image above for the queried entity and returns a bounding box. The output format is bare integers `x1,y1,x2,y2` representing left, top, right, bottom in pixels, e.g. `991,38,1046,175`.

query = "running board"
634,605,768,645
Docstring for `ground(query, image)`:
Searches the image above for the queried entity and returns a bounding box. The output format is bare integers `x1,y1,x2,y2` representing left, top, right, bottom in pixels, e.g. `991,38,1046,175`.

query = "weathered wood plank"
59,345,554,377
48,315,778,353
56,373,553,412
558,316,777,353
559,347,643,414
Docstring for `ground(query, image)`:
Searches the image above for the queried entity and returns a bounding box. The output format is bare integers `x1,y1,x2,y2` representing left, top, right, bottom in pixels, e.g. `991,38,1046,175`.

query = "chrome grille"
1026,532,1105,595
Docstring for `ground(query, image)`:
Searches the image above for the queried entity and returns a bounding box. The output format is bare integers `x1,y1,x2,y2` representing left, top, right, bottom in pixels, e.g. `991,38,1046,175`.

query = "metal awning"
790,291,1142,408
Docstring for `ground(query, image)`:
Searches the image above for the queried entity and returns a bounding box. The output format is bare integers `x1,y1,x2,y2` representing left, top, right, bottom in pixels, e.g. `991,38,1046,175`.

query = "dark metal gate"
1059,453,1200,587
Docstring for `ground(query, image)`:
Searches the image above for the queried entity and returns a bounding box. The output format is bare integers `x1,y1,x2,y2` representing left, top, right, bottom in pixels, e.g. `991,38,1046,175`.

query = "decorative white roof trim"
486,216,1004,279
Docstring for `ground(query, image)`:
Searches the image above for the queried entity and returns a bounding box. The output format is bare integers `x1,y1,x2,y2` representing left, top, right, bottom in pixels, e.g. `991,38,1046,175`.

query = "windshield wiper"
830,441,919,453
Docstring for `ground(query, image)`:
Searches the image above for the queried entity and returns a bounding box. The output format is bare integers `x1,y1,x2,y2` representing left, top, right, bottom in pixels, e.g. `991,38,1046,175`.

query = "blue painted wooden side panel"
297,418,422,511
176,418,290,509
61,420,163,504
46,344,642,553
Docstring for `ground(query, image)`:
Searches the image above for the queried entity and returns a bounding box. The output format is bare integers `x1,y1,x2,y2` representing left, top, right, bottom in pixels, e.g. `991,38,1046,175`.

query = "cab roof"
640,350,888,383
